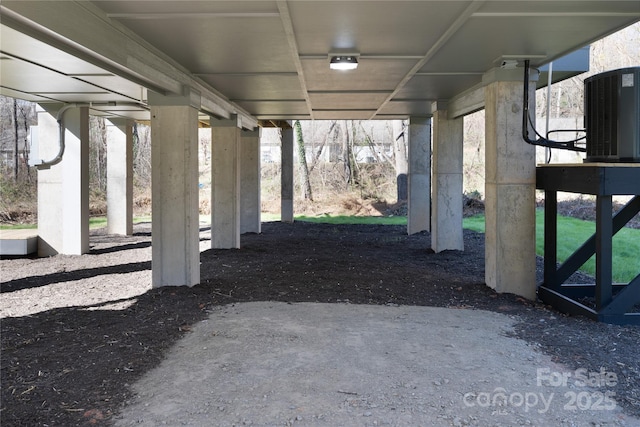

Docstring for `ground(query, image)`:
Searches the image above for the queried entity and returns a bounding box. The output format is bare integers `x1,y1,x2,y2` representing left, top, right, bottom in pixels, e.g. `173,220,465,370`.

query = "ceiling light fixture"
329,55,358,71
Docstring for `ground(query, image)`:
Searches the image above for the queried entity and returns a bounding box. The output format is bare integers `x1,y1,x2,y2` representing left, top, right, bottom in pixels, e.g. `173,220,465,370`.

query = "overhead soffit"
0,1,638,122
0,24,148,120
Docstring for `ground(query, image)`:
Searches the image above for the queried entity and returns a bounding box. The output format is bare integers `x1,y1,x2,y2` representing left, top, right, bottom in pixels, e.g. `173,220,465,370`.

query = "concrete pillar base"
149,91,200,287
240,129,262,234
106,119,134,236
36,104,90,256
483,71,538,300
407,116,431,235
484,183,536,298
431,107,464,252
281,127,294,223
211,118,242,249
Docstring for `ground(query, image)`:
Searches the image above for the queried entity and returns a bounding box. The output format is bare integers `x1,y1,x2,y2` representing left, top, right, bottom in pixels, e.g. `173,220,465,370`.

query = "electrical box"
584,67,640,162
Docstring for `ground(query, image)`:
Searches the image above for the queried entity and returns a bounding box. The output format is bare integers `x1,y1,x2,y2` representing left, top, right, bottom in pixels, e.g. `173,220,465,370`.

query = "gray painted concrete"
240,128,262,234
150,93,200,287
281,128,294,223
483,68,537,300
0,230,38,255
407,116,431,235
211,119,241,248
431,105,464,252
106,119,134,236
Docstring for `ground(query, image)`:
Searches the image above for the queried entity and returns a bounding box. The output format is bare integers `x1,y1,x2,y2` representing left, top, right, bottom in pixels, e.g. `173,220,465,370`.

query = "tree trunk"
309,121,336,173
13,98,19,181
294,120,313,201
342,120,353,189
20,104,31,181
393,120,408,201
349,120,360,186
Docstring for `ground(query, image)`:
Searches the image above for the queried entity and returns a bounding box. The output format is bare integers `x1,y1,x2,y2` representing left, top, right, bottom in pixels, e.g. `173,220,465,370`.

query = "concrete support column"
483,67,538,299
36,105,90,256
281,127,294,223
407,116,431,235
149,90,200,287
211,117,241,248
431,103,464,252
106,119,134,236
240,128,262,234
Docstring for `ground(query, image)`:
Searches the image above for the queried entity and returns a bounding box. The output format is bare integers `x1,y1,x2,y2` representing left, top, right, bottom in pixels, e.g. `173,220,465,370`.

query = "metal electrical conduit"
35,101,146,170
522,59,586,153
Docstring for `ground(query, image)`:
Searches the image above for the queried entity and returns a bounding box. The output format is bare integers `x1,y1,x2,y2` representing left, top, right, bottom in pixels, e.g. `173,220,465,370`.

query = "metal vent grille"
585,73,618,158
584,67,640,163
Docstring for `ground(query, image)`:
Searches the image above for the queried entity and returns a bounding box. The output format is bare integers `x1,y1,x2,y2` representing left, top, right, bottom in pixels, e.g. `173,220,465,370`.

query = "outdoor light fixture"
329,55,358,70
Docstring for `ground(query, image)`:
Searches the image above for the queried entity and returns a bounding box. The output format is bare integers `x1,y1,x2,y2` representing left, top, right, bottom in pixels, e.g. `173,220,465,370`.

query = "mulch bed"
2,221,639,426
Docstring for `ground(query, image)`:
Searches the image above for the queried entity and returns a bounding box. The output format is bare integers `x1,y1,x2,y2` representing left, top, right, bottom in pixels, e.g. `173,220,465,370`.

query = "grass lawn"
4,211,637,283
273,211,639,283
0,216,153,231
464,209,640,283
295,214,407,226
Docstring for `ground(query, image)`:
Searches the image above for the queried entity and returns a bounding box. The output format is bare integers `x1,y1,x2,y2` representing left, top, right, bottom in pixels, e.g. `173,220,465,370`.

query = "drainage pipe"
34,102,146,169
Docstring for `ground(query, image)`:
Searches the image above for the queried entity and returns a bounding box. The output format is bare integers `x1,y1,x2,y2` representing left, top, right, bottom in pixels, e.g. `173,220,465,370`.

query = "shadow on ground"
1,222,639,425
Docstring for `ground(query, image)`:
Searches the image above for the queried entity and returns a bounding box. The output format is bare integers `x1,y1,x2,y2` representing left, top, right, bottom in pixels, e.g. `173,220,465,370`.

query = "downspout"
33,103,87,169
34,102,145,169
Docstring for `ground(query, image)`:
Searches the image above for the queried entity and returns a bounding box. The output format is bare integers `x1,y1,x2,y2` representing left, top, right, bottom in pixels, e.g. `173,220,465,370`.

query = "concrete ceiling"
1,1,638,124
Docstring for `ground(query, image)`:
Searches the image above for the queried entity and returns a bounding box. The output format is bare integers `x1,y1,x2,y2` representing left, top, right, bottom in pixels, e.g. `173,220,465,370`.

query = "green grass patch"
0,223,38,230
1,216,153,231
296,214,407,226
461,215,486,233
261,213,281,222
463,210,640,283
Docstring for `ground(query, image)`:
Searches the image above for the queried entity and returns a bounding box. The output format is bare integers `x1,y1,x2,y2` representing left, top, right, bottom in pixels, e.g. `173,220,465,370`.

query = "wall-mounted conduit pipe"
522,60,586,152
34,102,146,170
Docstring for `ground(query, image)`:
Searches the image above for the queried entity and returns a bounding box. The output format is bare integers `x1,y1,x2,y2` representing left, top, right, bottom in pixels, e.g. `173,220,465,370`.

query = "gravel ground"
1,221,639,426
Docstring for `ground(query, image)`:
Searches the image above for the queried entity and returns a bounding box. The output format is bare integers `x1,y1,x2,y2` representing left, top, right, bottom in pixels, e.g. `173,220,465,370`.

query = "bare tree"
294,120,313,201
392,120,408,201
12,99,19,181
89,116,108,193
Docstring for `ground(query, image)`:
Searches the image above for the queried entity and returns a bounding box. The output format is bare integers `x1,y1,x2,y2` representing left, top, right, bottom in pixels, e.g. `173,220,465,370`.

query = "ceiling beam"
106,12,281,20
472,12,640,18
371,0,487,120
447,83,485,119
276,1,314,119
0,1,258,129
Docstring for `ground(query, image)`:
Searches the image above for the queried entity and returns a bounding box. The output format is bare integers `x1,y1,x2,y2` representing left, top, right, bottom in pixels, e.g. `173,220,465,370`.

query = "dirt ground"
1,221,639,426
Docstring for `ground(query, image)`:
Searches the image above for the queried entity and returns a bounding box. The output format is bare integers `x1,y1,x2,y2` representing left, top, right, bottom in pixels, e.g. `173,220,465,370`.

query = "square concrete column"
281,127,294,223
106,118,134,236
431,103,464,252
240,128,262,234
211,117,241,248
407,116,431,235
483,67,538,299
36,104,90,256
149,90,200,287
